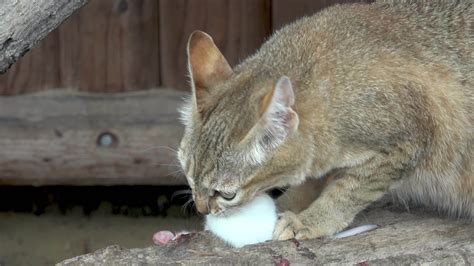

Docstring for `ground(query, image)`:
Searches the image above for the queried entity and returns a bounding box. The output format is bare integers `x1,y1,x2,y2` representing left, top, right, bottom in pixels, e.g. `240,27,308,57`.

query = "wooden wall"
0,0,373,94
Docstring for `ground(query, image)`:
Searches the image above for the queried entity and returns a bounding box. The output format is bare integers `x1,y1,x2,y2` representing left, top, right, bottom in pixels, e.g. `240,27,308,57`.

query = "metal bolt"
97,132,118,147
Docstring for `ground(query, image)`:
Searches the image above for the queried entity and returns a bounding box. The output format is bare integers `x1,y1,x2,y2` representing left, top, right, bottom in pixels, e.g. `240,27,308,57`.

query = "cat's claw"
273,211,325,240
273,211,305,240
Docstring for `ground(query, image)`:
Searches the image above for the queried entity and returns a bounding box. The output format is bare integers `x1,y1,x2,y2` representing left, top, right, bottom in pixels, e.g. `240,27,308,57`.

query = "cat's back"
248,0,473,130
252,1,473,83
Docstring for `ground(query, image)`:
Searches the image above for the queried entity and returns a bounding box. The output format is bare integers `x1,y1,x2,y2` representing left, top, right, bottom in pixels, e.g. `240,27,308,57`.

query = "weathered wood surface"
0,89,187,185
0,0,384,94
56,0,160,93
0,0,88,75
159,0,271,90
0,0,160,95
0,0,274,94
58,202,474,265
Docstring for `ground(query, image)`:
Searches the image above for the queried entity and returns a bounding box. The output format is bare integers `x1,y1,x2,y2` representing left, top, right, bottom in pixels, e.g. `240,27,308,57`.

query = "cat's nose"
195,197,209,215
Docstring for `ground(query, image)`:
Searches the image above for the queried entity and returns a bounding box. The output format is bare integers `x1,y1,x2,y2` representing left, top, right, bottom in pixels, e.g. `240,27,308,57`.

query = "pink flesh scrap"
152,230,191,245
152,230,175,245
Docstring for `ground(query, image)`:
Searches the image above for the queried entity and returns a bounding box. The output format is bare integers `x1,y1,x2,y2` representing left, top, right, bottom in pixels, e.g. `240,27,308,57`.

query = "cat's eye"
215,190,237,201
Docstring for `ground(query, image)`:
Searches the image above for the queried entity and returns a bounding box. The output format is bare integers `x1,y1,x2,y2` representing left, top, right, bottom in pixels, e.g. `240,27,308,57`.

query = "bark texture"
0,0,88,73
58,202,474,265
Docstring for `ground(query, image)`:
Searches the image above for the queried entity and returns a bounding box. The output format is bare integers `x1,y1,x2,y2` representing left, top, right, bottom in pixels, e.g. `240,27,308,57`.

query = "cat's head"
177,31,302,216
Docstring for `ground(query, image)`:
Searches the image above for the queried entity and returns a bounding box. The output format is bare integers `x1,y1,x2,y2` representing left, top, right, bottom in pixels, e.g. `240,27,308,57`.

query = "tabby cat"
177,0,473,240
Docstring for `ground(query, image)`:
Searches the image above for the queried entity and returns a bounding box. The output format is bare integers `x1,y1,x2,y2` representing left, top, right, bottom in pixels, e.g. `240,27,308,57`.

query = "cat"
177,0,473,241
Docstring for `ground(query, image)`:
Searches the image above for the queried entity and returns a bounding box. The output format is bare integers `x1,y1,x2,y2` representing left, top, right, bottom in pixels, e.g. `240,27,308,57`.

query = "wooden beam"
0,89,187,185
0,0,88,74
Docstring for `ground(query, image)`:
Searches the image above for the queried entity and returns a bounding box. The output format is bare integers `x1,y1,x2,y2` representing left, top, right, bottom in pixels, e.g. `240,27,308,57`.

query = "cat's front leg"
273,160,399,240
273,195,352,240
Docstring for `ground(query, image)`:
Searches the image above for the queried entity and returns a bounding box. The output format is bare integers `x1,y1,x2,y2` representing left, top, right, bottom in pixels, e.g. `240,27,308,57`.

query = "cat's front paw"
273,211,329,241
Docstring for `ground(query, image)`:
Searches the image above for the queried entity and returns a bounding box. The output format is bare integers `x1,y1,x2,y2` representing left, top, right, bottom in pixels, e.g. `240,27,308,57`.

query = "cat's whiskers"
171,189,192,201
181,198,195,214
277,187,298,203
140,145,178,154
155,163,182,167
162,169,185,179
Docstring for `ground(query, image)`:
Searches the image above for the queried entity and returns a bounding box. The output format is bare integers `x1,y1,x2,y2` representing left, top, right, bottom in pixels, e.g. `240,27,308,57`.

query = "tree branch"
0,0,88,73
58,202,474,265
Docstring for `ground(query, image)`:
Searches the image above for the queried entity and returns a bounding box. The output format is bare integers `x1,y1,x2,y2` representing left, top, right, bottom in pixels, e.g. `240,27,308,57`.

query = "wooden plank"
0,0,160,94
0,89,187,186
0,32,61,95
159,0,271,90
0,0,88,75
272,0,375,31
58,0,160,92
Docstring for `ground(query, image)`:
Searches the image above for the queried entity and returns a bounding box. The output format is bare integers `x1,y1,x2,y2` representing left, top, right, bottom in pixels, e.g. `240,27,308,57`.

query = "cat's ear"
259,76,299,146
241,76,299,165
187,31,233,114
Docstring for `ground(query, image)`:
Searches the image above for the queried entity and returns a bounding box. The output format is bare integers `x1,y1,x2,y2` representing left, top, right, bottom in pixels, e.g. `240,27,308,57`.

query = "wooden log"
0,89,187,185
0,0,88,74
57,201,474,265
